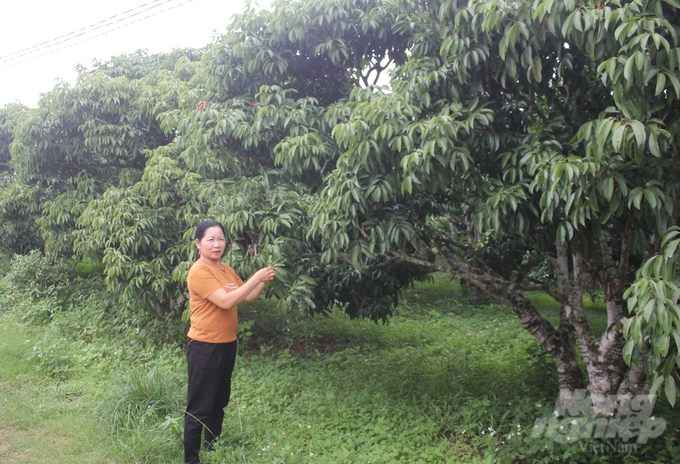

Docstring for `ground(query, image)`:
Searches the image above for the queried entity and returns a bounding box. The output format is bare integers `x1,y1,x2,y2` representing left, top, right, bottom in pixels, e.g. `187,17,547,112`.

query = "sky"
0,0,269,107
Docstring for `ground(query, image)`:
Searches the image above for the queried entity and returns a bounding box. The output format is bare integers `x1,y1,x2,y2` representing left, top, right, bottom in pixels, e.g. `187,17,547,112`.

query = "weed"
237,318,256,354
28,338,73,381
100,366,185,431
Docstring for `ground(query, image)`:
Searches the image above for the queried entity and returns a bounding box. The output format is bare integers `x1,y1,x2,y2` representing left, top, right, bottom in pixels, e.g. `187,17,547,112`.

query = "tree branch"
555,243,597,361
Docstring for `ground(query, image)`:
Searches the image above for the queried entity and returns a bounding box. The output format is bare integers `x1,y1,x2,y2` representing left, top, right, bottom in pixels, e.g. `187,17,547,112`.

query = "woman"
184,219,276,464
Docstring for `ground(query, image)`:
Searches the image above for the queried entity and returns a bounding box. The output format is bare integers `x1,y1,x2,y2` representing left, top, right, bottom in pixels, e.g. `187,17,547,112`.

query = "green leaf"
649,374,665,402
630,121,646,148
656,307,673,336
561,12,575,37
507,56,518,79
648,132,661,157
644,189,658,209
611,123,626,152
603,177,614,201
606,58,617,80
532,55,543,82
632,190,644,209
673,332,680,355
597,118,615,145
623,339,636,365
656,72,667,96
643,298,656,321
630,316,642,341
664,238,680,259
624,55,636,81
661,227,680,248
401,174,413,194
664,374,676,406
667,72,680,98
623,315,635,337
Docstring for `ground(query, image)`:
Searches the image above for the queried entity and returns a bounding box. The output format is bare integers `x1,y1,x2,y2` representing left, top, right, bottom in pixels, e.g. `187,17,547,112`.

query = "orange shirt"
186,259,244,343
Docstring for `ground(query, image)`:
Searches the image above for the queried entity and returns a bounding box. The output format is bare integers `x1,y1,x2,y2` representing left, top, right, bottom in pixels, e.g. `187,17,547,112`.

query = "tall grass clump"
97,366,186,463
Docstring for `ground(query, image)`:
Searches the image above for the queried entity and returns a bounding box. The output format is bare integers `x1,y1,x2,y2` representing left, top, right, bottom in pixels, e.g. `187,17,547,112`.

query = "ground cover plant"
1,254,679,463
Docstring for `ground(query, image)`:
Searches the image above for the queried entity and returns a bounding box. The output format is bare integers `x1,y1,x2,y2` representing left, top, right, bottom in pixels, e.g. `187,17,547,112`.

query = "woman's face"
196,226,226,261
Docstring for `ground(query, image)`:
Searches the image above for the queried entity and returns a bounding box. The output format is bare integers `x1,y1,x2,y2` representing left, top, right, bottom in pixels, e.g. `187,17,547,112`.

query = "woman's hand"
252,266,276,283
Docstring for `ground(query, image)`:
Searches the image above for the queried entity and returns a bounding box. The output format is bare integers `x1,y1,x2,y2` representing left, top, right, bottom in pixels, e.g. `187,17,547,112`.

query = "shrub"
16,298,60,325
0,255,10,275
5,250,73,299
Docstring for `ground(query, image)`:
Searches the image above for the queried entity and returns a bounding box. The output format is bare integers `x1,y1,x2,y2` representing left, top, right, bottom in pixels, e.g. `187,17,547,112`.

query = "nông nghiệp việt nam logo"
532,389,666,445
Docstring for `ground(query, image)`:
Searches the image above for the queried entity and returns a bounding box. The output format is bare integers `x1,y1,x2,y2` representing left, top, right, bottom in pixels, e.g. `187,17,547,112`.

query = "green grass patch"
1,272,679,463
0,314,122,463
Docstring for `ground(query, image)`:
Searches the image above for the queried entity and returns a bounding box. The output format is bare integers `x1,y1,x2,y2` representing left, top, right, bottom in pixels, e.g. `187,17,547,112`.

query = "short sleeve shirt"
186,259,245,343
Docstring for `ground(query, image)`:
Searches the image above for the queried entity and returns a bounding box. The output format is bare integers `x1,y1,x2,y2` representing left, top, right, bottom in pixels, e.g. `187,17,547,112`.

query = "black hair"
195,219,225,240
195,220,226,259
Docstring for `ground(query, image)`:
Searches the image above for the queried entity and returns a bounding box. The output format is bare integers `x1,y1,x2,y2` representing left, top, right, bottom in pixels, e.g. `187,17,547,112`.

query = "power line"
0,0,171,63
0,0,197,70
0,0,197,66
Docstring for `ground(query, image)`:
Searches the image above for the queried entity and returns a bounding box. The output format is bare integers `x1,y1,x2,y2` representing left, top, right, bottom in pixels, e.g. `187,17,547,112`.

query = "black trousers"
184,338,237,464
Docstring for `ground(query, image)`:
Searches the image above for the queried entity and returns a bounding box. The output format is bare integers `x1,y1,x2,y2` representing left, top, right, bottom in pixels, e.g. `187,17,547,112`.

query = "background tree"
8,49,204,259
75,0,421,320
0,102,42,256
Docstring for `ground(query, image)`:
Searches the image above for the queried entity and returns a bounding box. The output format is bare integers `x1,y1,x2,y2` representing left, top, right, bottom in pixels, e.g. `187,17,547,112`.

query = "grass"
0,315,122,463
0,273,678,463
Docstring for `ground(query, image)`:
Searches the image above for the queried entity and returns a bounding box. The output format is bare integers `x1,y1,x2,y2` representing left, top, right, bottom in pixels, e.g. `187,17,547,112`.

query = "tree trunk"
481,279,585,398
393,245,648,408
618,351,651,402
555,305,586,403
552,243,647,414
149,299,166,317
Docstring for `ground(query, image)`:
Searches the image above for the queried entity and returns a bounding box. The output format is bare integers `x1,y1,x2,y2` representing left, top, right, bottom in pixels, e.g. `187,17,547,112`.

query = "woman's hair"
195,220,226,259
195,219,225,240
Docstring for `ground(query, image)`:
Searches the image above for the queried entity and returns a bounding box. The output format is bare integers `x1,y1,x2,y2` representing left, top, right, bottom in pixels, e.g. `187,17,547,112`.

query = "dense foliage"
0,102,41,255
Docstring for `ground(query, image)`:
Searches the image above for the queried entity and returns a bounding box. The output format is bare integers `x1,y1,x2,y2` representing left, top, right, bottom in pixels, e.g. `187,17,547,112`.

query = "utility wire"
0,0,196,65
0,0,170,62
0,0,197,69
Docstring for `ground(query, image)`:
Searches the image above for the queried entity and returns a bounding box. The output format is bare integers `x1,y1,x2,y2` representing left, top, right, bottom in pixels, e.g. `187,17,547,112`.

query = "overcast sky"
0,0,268,107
